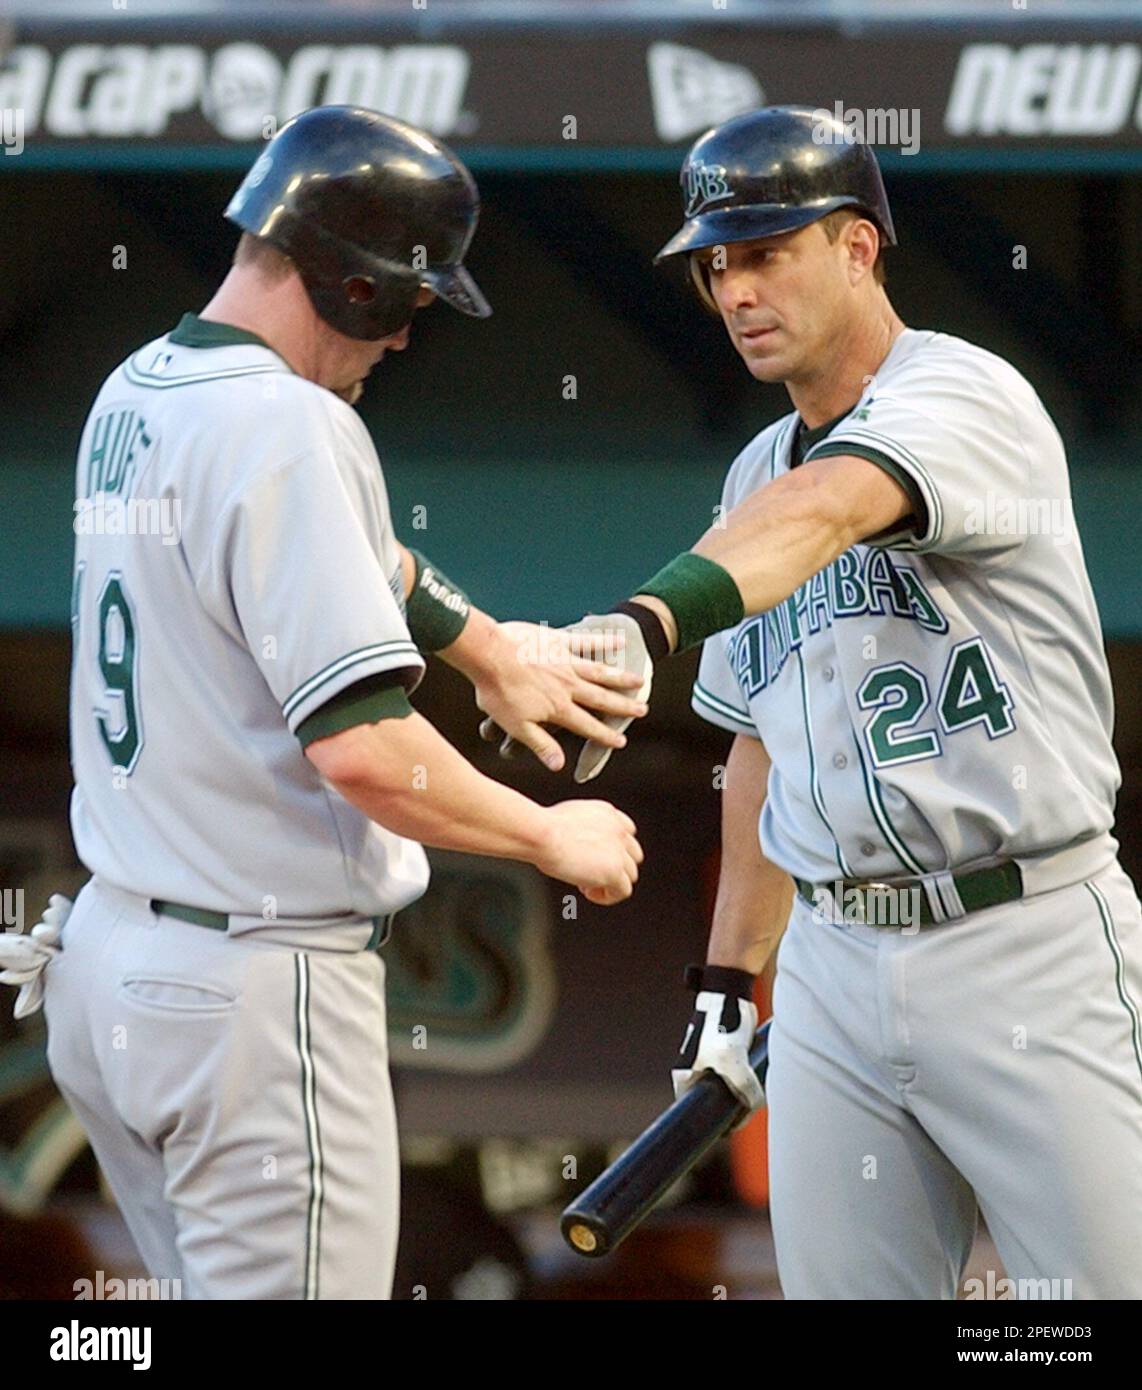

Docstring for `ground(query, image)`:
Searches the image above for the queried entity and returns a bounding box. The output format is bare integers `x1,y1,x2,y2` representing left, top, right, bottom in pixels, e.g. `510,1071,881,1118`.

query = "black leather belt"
794,861,1023,928
150,900,395,949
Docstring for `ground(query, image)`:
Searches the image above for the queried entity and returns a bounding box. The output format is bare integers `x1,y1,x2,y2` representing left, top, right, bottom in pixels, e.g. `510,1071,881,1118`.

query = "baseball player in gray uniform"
0,107,646,1300
556,106,1142,1298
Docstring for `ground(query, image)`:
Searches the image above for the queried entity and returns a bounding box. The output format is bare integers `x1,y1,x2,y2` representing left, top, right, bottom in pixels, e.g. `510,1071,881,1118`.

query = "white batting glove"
672,963,765,1112
567,612,654,783
0,893,71,1020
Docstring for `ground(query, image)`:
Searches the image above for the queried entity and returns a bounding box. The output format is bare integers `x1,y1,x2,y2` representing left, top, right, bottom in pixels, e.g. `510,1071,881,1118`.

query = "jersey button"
832,753,847,769
822,666,836,681
861,842,877,857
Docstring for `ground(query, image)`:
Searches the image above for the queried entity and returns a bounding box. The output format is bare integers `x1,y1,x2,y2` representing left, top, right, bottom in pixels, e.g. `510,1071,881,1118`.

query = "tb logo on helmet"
683,161,732,217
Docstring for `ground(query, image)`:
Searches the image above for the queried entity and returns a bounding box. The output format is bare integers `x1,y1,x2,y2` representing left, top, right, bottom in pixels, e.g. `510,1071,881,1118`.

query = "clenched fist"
535,800,643,905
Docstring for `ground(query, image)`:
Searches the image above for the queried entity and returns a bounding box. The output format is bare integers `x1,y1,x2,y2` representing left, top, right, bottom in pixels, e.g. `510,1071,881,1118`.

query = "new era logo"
647,42,763,142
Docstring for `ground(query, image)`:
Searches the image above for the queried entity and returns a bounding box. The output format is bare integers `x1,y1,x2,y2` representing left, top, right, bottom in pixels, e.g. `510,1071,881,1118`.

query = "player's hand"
473,620,648,773
0,893,72,1020
480,614,654,782
534,800,643,905
672,963,765,1112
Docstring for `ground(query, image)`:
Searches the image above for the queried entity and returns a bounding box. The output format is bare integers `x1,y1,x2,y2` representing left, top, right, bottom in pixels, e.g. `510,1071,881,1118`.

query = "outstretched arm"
461,452,913,780
633,453,913,654
564,453,913,781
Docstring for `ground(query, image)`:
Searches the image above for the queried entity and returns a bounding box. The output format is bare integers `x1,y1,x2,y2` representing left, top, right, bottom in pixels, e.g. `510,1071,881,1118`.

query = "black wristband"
683,963,757,998
611,600,670,665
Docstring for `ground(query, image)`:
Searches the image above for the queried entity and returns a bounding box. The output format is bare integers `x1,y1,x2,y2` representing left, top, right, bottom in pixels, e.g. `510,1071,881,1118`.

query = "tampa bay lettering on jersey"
731,546,948,696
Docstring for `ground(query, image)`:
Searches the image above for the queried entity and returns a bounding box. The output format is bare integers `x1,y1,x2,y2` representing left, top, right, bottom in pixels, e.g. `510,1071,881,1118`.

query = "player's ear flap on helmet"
687,255,721,316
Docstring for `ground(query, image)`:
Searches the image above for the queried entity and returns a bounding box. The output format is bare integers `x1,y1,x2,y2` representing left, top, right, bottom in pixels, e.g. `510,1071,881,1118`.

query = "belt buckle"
850,881,894,926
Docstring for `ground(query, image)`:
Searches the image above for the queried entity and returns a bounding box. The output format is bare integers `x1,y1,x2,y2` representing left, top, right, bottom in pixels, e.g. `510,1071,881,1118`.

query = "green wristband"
636,553,744,653
405,550,471,652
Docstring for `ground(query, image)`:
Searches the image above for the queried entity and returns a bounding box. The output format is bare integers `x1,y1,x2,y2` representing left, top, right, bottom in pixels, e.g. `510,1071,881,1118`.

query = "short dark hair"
232,231,295,282
819,208,887,285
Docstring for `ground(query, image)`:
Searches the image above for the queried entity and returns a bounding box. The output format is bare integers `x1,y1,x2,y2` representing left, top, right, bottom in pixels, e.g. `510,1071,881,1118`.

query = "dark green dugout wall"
1,166,1139,633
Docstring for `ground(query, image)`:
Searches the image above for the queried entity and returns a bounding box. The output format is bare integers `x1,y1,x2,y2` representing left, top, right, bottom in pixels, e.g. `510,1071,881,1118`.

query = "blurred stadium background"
1,0,1140,1299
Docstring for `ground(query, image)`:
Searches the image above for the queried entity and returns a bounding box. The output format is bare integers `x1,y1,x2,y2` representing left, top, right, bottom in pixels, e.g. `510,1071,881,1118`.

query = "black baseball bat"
560,1020,771,1258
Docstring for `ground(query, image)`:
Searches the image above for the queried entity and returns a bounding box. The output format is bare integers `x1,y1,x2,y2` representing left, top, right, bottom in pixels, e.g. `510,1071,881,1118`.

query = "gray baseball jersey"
51,313,431,1298
693,327,1120,885
69,315,429,923
692,326,1142,1298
